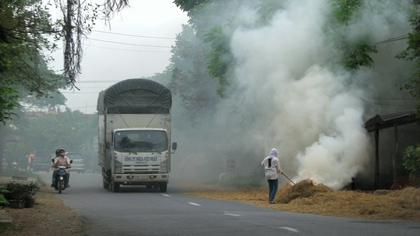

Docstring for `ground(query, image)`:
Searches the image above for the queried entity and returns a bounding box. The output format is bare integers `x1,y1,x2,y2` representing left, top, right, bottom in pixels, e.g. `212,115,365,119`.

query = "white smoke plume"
226,0,410,189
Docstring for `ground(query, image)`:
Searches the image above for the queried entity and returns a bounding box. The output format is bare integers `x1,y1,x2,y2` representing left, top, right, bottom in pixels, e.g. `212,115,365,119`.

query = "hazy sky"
51,1,189,114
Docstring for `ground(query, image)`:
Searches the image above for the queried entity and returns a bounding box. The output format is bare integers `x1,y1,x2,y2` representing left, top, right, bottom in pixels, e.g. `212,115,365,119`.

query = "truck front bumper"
112,173,169,184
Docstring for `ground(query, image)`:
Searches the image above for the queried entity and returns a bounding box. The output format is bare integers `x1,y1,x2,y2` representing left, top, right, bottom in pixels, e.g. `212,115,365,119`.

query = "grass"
0,222,23,234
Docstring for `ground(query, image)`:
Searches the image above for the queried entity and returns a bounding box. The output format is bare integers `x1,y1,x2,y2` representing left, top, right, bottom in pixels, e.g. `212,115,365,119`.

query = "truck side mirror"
106,141,112,149
171,142,177,154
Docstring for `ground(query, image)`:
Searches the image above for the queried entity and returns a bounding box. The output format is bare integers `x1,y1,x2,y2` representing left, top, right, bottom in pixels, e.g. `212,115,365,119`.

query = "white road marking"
188,202,201,206
279,227,298,233
161,194,171,197
224,212,241,217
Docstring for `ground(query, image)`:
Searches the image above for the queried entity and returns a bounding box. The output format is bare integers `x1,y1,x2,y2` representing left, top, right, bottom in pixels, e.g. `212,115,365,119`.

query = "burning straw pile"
277,179,331,204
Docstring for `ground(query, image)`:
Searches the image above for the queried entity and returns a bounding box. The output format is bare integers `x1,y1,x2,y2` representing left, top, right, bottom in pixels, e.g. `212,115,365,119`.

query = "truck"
97,78,177,192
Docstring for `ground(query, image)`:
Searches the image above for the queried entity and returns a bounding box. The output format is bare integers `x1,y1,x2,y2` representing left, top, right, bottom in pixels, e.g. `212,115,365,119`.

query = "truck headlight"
159,159,168,173
114,160,123,173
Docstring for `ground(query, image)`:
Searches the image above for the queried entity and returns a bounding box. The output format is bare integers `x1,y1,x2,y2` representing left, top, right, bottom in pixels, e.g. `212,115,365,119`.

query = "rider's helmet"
56,148,66,157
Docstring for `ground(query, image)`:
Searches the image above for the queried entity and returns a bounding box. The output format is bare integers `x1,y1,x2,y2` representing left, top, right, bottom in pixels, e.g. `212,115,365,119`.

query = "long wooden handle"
282,173,295,185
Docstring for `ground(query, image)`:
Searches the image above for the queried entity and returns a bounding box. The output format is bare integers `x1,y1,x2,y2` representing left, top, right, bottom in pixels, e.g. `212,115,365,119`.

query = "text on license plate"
124,156,158,162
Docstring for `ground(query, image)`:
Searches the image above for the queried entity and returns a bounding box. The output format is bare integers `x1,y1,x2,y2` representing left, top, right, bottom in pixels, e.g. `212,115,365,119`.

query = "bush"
403,144,420,186
4,182,39,208
0,187,10,206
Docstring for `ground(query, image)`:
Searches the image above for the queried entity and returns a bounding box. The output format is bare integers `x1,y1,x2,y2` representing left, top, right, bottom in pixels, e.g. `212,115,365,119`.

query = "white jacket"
261,148,282,180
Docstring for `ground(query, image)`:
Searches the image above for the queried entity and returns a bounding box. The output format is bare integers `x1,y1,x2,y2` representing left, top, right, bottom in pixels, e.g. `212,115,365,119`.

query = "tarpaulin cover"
97,78,172,114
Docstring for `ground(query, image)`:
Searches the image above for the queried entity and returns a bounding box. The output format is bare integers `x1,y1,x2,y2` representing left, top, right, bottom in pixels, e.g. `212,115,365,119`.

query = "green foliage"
203,26,234,97
0,85,20,124
174,0,210,12
0,187,10,205
6,109,97,164
396,9,420,114
256,0,285,25
330,0,362,25
4,182,39,202
341,40,378,70
0,0,66,122
396,11,420,62
168,24,221,123
326,0,377,70
403,144,420,181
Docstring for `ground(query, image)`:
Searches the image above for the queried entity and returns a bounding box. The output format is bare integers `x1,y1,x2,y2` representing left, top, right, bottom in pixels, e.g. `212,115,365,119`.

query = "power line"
61,92,101,94
92,30,176,40
88,45,171,53
375,35,408,44
88,38,172,48
71,80,121,83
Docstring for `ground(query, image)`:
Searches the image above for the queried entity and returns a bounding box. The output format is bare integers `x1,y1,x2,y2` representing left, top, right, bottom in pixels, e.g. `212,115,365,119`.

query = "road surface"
39,172,420,236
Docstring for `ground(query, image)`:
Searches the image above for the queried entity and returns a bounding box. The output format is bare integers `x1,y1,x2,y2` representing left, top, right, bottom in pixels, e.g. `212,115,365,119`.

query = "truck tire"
103,177,109,189
159,183,167,193
110,180,120,192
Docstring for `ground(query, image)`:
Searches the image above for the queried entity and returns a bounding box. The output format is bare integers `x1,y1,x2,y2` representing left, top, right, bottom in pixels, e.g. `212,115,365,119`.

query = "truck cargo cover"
97,78,172,114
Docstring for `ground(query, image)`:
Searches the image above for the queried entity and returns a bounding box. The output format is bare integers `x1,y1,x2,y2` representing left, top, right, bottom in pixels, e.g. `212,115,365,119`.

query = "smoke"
229,0,412,189
171,0,414,190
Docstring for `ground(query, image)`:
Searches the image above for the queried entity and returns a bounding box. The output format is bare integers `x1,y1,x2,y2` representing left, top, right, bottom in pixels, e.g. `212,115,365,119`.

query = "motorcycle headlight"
114,160,123,173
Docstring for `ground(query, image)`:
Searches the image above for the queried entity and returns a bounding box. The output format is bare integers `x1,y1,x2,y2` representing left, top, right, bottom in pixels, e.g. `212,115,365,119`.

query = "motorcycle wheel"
58,180,64,194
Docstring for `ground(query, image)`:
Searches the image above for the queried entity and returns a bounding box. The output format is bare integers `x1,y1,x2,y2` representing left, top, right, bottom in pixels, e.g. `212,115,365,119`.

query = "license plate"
135,175,148,179
124,156,158,162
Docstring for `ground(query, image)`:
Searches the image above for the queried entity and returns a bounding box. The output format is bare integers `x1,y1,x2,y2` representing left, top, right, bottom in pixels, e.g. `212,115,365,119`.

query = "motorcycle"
51,160,73,194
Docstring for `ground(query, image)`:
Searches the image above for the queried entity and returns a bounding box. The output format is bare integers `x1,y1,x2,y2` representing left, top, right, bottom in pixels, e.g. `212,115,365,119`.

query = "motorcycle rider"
51,148,71,188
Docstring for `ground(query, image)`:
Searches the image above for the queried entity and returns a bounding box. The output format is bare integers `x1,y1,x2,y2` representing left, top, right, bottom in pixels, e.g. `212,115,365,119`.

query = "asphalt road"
38,172,420,236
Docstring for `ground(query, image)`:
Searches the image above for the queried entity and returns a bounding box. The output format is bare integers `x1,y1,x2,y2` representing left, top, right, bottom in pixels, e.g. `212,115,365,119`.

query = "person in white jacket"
261,148,283,204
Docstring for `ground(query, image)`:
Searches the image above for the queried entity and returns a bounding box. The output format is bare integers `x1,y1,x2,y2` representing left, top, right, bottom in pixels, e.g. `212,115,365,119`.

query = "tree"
403,145,420,186
326,0,378,70
396,7,420,114
0,0,65,123
56,0,130,85
0,0,130,123
168,25,220,122
0,86,19,124
6,108,97,166
174,0,210,12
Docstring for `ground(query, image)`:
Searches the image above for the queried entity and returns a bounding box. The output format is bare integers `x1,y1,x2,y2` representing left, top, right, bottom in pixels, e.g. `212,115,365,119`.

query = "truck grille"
123,165,159,173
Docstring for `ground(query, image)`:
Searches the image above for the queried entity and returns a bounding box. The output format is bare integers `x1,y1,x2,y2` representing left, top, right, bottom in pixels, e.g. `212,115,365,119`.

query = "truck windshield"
114,130,168,152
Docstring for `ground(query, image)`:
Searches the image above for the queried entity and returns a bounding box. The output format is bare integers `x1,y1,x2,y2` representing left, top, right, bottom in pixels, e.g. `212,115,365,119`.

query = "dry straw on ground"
185,179,420,221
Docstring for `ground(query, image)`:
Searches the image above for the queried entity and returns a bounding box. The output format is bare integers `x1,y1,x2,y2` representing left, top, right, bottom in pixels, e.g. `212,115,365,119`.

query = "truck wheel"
103,177,109,189
159,183,167,193
111,180,120,192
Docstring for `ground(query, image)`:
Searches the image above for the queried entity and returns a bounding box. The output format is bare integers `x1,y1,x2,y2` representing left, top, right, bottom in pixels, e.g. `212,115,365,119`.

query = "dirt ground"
1,180,419,235
0,185,83,236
